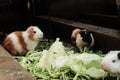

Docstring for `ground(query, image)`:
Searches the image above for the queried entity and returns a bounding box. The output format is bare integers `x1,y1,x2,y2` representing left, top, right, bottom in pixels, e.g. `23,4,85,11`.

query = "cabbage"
68,59,86,74
68,53,107,79
70,53,102,64
86,67,107,79
48,38,66,55
86,60,101,69
15,38,107,80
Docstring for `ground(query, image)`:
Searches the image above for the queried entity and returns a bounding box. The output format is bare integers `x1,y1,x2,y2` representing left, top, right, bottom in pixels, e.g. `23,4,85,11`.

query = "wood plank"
0,45,35,80
38,16,120,39
35,15,120,51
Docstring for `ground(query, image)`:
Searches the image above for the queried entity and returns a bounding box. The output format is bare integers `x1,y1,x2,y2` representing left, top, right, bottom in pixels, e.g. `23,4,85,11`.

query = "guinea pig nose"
39,34,43,38
101,64,105,68
101,63,108,71
101,62,106,67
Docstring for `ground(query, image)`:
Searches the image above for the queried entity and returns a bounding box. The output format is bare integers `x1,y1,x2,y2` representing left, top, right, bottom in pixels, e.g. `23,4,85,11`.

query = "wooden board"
38,16,120,39
35,16,120,52
0,45,35,80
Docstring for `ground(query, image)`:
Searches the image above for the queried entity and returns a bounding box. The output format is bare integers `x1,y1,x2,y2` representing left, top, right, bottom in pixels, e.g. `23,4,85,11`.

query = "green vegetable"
86,60,101,69
48,38,67,55
86,67,107,79
15,38,107,80
69,53,102,65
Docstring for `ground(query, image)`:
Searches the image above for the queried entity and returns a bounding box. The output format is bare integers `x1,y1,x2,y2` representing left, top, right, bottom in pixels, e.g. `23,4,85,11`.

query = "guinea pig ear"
80,30,86,36
117,52,120,60
26,27,33,33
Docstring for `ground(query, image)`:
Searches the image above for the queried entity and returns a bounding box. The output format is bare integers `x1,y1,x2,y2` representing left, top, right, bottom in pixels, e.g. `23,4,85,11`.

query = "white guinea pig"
71,28,94,51
101,51,120,74
3,26,44,56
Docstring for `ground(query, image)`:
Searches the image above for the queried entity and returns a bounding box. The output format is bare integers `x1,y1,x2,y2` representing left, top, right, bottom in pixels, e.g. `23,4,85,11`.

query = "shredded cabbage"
15,38,107,80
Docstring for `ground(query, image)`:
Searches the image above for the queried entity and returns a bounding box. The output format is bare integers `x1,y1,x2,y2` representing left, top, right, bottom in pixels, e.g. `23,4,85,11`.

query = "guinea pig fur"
101,51,120,74
3,26,44,56
71,28,94,51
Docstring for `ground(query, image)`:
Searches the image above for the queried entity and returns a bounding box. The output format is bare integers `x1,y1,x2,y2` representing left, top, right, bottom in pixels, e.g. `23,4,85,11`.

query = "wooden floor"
0,45,35,80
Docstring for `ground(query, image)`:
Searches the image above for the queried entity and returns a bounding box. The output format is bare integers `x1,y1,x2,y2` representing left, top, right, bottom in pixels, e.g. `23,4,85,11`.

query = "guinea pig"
71,28,94,52
101,51,120,74
3,26,44,56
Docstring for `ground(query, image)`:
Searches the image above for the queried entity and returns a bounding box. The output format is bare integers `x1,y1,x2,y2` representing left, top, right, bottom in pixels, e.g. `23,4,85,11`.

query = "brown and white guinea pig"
71,28,94,51
101,51,120,74
3,26,44,56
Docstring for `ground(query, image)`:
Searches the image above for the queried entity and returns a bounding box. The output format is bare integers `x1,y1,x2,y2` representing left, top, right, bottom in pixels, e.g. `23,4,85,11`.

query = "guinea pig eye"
112,60,116,63
33,31,36,34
